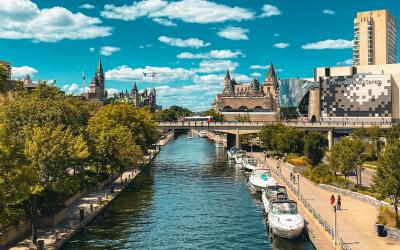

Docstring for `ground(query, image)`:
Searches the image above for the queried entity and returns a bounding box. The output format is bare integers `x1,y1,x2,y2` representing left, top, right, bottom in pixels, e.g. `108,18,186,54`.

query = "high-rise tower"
353,10,397,65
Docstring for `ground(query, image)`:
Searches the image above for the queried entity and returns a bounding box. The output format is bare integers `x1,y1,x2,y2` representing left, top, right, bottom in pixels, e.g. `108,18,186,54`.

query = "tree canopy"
0,85,158,242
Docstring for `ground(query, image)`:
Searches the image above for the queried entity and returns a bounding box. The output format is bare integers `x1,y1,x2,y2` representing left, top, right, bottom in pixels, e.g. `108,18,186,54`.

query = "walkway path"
252,153,400,250
10,169,141,250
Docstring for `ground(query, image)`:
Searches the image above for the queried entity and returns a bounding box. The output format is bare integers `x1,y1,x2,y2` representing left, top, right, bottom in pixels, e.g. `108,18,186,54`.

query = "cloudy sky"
1,0,399,111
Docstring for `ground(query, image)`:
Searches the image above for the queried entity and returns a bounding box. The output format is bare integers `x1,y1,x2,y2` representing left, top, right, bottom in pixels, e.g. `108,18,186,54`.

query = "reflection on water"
63,134,315,250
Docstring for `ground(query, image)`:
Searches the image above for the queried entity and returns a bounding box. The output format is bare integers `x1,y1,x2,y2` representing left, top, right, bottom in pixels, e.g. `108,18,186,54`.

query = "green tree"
275,127,304,155
0,64,9,94
203,108,224,121
304,132,328,166
330,137,366,185
386,124,400,144
373,141,400,228
259,123,286,151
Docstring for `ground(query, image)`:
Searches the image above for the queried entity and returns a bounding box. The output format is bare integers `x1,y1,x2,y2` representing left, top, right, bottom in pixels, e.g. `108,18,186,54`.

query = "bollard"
90,204,94,212
36,239,44,250
79,209,85,221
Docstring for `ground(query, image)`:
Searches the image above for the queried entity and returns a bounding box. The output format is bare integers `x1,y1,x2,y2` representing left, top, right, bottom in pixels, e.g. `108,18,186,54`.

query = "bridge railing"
158,120,392,128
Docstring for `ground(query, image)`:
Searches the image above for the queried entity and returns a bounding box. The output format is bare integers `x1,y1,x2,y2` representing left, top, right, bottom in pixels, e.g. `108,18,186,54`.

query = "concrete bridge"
157,121,392,149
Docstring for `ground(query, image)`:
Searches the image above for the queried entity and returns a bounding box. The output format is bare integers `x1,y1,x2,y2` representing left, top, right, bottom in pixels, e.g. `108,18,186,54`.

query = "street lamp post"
297,174,300,197
356,107,360,124
341,105,345,125
333,205,338,246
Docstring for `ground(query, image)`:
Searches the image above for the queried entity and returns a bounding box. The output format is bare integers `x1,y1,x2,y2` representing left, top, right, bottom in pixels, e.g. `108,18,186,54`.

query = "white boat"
198,130,207,138
261,185,287,214
234,150,246,164
243,157,258,172
248,168,276,192
216,141,224,148
227,147,239,159
268,200,304,239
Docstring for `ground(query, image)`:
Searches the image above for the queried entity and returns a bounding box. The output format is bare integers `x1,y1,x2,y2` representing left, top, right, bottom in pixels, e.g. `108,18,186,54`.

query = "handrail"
269,163,351,250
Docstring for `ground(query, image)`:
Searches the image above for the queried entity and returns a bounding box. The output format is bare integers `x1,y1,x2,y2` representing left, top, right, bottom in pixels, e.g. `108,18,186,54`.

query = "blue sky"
1,0,399,111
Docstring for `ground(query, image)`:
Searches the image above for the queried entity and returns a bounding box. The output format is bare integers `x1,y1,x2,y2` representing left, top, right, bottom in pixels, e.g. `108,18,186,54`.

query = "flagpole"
82,72,86,96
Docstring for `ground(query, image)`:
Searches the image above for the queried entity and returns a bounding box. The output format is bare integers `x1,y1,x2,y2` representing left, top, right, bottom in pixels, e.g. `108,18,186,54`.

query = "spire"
223,69,231,89
97,58,103,74
132,82,138,93
266,63,276,80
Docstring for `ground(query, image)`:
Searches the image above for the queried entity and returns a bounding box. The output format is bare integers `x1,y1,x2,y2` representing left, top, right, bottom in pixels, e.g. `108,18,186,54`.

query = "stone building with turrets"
212,63,279,121
84,59,107,100
113,82,158,112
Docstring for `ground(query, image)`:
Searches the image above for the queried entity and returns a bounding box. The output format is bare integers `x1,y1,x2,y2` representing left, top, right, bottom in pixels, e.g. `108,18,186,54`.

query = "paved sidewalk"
10,170,140,250
252,153,400,250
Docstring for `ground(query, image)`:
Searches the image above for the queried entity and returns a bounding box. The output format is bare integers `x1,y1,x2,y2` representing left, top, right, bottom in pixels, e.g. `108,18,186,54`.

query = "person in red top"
330,194,335,206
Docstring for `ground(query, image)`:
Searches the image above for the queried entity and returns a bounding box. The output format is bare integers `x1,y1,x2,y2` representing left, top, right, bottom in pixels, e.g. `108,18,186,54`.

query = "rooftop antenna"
143,71,158,89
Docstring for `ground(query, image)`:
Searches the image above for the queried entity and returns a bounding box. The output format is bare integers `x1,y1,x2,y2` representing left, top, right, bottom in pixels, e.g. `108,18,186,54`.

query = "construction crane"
143,71,158,89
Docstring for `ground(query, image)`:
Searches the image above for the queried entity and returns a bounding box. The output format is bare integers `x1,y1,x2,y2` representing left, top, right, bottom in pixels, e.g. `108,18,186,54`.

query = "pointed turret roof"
97,58,103,73
132,82,138,92
24,74,31,81
266,63,276,80
224,69,231,80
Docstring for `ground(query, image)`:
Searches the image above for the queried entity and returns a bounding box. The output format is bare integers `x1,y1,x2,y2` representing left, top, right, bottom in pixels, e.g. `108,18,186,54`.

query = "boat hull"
269,224,303,239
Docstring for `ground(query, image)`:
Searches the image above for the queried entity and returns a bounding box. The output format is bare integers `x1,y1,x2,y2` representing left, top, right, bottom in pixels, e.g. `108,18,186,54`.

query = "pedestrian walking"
290,172,293,181
337,195,342,210
330,194,335,206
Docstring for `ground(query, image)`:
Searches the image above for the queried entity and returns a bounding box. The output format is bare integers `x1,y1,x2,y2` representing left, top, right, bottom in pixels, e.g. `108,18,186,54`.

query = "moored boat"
261,185,287,214
243,156,258,172
234,150,246,165
248,168,276,192
267,200,304,239
227,147,239,159
198,130,207,138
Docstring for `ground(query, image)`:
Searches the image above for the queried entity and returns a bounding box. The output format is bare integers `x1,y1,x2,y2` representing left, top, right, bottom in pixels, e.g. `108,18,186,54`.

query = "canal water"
63,135,315,250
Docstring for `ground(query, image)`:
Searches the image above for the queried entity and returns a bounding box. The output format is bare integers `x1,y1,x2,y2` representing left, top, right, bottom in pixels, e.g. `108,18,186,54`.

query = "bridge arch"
254,106,263,112
238,106,248,110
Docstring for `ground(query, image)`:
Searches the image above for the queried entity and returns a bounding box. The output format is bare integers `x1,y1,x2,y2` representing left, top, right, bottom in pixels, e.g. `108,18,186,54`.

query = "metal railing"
269,163,351,250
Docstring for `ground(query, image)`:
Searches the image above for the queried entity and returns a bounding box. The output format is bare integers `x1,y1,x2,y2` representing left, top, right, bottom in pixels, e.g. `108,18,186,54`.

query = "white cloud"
152,17,177,26
151,0,254,24
0,0,112,42
250,65,268,70
217,27,249,40
101,0,254,24
62,83,80,94
100,46,121,56
158,35,210,48
274,42,290,49
323,9,336,15
193,74,224,84
261,4,281,17
301,39,353,50
101,0,167,21
79,4,95,10
105,65,195,83
195,60,238,73
177,49,244,59
11,66,38,78
106,88,119,95
250,72,261,78
89,47,95,52
273,33,280,37
337,59,353,66
139,44,152,49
